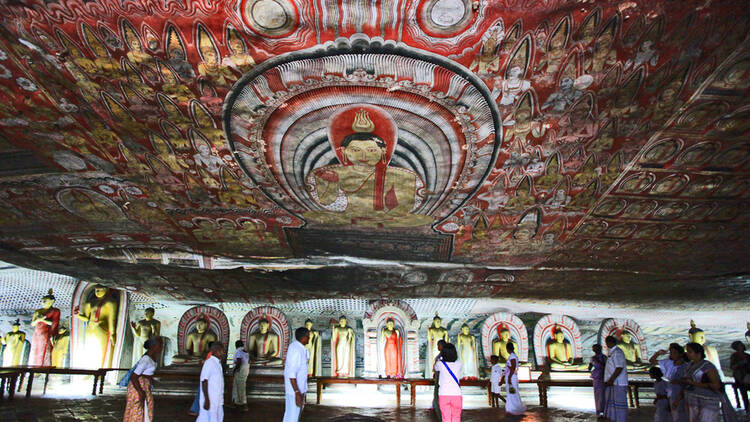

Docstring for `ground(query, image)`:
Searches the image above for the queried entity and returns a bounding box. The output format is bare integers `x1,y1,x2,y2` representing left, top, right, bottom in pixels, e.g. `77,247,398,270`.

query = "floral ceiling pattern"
0,0,748,303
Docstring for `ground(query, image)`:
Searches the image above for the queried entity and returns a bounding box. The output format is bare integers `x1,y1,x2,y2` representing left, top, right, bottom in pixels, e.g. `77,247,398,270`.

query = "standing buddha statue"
73,285,119,369
380,318,403,378
130,307,161,366
247,319,281,366
456,324,479,379
331,316,355,377
51,324,70,368
492,326,519,365
688,320,724,378
426,315,449,377
2,319,26,366
305,319,321,377
29,289,60,366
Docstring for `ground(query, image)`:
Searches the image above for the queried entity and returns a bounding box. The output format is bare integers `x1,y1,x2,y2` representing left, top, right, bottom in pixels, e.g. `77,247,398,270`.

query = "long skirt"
605,385,628,422
592,379,606,415
232,364,249,405
123,377,153,422
686,393,719,422
504,374,526,415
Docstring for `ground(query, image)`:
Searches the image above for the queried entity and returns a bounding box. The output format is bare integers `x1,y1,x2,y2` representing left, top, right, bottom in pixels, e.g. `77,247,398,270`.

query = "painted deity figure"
247,319,282,366
73,285,119,369
51,325,70,368
304,106,432,228
305,319,322,377
185,315,217,359
688,321,724,377
380,318,403,378
617,331,648,370
331,316,355,377
29,289,60,366
130,307,161,366
456,324,479,379
494,67,531,107
2,320,26,366
426,315,449,377
492,326,519,365
541,77,583,115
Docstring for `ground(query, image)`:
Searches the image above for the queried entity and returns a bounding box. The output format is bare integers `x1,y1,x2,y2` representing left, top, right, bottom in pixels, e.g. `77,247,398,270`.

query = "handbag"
118,364,137,388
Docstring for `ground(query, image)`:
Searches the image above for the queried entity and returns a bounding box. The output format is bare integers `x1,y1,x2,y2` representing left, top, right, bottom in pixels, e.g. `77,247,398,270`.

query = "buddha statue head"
305,319,313,331
93,284,108,299
432,315,442,329
42,289,55,309
461,324,470,335
11,319,20,332
144,307,155,320
499,326,511,342
258,318,270,333
386,318,395,331
552,327,565,344
195,315,209,333
620,331,633,344
688,320,706,345
338,316,347,328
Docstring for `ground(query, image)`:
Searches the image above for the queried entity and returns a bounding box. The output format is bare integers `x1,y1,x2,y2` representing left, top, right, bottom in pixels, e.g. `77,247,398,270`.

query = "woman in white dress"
500,343,526,415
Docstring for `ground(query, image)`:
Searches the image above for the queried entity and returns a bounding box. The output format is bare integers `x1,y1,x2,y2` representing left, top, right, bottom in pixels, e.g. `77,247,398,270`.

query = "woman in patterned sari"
681,342,737,422
124,336,163,422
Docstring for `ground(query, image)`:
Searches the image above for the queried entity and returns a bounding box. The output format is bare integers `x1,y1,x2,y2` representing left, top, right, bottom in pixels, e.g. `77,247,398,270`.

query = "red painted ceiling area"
0,0,748,304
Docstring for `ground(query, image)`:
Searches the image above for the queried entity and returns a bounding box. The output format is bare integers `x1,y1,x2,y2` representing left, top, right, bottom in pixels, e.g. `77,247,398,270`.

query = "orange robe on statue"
384,331,403,378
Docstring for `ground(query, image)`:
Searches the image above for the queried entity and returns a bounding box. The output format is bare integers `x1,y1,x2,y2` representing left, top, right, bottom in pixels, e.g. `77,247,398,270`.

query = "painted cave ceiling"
0,0,748,304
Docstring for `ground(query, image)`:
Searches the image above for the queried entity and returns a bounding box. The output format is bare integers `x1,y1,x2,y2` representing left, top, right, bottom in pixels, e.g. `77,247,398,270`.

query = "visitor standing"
501,343,526,415
232,340,250,411
123,336,163,422
649,343,689,422
433,339,446,421
682,342,736,422
197,342,225,422
651,367,670,422
284,327,310,422
434,343,462,422
489,355,503,408
604,335,628,422
589,344,607,417
729,341,750,411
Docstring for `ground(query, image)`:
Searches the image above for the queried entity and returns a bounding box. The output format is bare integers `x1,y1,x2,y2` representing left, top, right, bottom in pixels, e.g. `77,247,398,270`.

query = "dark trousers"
433,378,441,421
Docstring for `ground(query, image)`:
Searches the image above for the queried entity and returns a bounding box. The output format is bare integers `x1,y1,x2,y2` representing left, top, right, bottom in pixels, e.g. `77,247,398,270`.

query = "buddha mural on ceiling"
224,36,502,260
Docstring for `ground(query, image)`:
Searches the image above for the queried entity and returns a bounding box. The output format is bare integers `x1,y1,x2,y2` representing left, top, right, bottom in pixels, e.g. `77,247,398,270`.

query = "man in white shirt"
232,340,250,411
604,335,628,422
198,342,225,422
284,327,310,422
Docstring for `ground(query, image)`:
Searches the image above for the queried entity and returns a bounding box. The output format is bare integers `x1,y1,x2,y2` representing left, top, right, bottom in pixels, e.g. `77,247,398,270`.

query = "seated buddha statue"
546,328,586,370
247,319,282,366
303,106,433,228
492,326,518,365
173,315,217,364
617,332,648,370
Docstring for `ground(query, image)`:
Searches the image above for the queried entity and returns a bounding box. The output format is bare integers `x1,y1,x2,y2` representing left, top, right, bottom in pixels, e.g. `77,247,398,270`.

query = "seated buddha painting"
304,105,433,229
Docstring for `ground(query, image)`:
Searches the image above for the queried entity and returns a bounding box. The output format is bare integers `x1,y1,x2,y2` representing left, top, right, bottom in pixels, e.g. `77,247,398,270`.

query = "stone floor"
0,395,660,421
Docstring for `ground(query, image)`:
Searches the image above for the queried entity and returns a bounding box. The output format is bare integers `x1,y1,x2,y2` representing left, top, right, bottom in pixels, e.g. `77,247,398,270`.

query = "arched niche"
480,312,529,363
176,305,230,357
240,306,291,360
533,314,583,366
598,318,648,359
69,281,128,378
362,300,420,378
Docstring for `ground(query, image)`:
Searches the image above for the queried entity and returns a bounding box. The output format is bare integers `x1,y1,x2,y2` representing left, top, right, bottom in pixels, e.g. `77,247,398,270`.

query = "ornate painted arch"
533,314,583,365
480,312,529,363
240,305,291,360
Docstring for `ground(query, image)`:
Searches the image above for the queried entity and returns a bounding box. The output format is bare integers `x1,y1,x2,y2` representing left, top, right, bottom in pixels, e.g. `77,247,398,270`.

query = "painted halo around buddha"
224,36,501,233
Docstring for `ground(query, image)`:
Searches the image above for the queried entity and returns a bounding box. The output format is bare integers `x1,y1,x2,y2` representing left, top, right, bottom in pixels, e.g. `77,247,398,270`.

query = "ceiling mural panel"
0,0,747,303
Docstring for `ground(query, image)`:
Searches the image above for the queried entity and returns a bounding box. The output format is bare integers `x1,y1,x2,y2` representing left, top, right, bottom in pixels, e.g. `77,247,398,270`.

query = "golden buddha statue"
745,322,750,348
305,319,322,377
304,106,432,228
546,327,583,370
185,315,217,359
456,324,479,379
689,320,723,376
426,315,449,377
247,319,282,366
74,285,119,369
2,319,26,367
130,307,161,366
617,332,648,370
51,325,70,368
331,316,355,377
492,326,518,364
